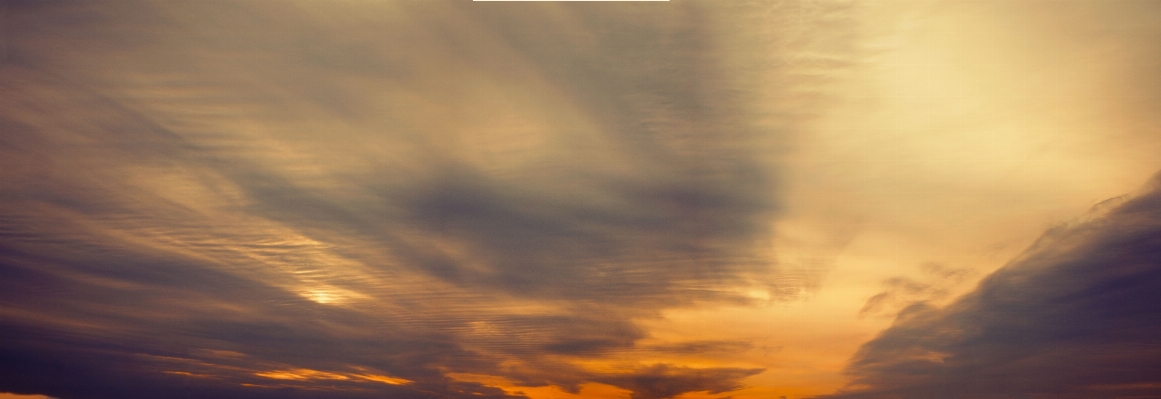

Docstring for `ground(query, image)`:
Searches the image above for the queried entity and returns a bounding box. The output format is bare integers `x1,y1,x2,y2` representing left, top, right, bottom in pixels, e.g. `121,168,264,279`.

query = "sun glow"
255,368,412,385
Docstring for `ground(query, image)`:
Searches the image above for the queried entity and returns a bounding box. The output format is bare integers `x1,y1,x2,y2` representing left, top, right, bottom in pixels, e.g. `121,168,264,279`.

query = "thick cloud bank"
818,173,1161,399
0,1,853,398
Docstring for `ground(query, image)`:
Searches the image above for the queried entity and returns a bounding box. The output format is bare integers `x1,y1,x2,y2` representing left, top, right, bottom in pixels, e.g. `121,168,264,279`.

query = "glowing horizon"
2,1,1161,399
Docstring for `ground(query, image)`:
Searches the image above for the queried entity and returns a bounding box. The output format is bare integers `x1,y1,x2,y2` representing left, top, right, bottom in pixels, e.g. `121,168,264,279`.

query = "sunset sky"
2,1,1161,399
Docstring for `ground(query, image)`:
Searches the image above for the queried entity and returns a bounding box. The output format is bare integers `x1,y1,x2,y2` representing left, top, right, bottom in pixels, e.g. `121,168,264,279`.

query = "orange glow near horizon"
448,373,634,399
2,1,1160,399
254,368,411,385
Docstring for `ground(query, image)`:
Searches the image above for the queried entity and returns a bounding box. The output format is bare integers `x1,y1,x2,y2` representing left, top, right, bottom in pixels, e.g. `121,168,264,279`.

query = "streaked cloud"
0,1,856,398
7,1,1161,398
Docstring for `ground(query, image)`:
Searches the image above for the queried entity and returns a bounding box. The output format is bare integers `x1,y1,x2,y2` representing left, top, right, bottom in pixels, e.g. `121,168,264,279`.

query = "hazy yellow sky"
1,1,1160,399
738,1,1161,396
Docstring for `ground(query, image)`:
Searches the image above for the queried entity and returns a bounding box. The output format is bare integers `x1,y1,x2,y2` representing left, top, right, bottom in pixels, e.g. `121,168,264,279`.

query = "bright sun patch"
255,368,412,386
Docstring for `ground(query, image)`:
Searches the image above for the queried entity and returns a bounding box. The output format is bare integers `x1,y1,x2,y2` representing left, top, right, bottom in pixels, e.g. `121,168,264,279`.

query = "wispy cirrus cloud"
0,1,856,398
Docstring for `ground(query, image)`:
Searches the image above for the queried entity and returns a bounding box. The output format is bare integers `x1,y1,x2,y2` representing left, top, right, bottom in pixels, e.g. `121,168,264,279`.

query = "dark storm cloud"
0,1,854,398
816,174,1161,399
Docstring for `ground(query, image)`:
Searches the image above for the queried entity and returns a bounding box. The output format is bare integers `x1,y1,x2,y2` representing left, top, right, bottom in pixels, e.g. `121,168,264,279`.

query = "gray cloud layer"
0,1,853,398
816,173,1161,399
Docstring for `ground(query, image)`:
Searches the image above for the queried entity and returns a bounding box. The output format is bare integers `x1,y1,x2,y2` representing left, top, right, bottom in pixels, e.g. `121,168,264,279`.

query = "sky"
1,1,1160,399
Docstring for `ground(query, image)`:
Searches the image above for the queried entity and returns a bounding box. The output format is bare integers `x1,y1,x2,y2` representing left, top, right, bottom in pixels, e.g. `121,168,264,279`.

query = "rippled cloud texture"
0,1,852,398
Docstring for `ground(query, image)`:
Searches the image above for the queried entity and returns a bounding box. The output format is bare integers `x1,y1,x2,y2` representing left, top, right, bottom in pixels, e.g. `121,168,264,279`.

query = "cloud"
858,263,975,318
816,172,1161,399
0,1,856,398
595,364,765,399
